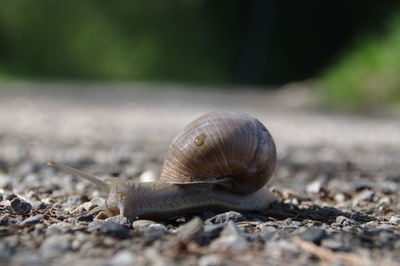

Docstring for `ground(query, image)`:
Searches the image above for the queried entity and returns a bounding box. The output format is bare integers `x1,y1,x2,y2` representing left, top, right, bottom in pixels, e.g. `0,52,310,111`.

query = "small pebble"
335,216,356,225
10,198,32,214
77,213,94,222
105,215,129,225
6,193,17,201
88,220,129,238
259,224,278,233
30,201,49,210
389,216,400,224
375,224,395,232
378,197,391,205
354,190,374,202
81,198,104,211
299,227,326,245
19,214,44,226
132,220,166,237
0,215,10,226
206,211,246,224
203,224,225,239
132,220,157,231
321,238,350,252
139,170,157,182
334,193,346,202
46,222,72,235
177,217,204,243
109,250,137,266
209,221,249,251
306,180,321,193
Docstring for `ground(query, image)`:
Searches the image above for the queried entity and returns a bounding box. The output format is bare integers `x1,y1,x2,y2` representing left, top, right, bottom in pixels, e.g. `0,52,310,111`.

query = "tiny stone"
321,238,350,252
110,250,137,266
203,224,225,239
132,220,166,237
139,170,157,182
88,220,129,238
10,198,32,214
46,222,72,235
177,217,204,243
105,215,129,225
132,220,157,231
299,227,326,245
6,193,17,201
334,193,346,202
335,216,356,225
0,215,10,226
31,201,49,210
206,211,246,224
375,224,395,231
147,224,167,233
389,216,400,224
77,213,94,222
209,221,249,251
81,198,103,211
306,180,321,193
282,225,300,232
378,197,391,205
19,214,44,225
354,190,374,202
56,214,66,221
260,225,278,233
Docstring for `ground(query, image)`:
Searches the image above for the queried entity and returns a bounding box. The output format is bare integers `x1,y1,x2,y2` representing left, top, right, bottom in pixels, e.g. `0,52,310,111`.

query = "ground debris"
0,85,399,265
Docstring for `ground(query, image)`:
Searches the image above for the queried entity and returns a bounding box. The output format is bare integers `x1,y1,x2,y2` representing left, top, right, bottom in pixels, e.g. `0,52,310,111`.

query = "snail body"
48,111,277,220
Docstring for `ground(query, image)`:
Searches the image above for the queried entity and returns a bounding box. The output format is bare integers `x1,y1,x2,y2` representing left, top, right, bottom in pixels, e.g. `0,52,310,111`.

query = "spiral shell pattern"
160,111,276,194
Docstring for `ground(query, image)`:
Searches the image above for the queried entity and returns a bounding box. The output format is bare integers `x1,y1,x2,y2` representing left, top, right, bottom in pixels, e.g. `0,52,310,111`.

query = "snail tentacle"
47,161,110,193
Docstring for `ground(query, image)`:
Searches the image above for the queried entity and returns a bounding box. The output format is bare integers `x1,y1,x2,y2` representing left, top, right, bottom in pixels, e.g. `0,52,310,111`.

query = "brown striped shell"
160,111,276,195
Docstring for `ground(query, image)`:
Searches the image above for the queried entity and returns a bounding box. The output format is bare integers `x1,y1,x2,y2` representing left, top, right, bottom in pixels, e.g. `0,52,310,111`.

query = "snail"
48,111,277,220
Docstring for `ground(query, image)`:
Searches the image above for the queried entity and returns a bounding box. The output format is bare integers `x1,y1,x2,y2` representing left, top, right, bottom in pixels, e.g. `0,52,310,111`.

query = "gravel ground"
0,82,399,266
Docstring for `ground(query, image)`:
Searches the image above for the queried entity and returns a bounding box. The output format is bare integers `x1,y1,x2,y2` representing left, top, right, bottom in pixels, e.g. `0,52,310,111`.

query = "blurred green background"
0,0,399,109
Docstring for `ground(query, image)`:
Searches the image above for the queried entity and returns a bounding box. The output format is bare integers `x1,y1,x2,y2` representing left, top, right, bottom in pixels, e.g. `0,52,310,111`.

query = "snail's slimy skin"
48,111,278,221
106,181,277,220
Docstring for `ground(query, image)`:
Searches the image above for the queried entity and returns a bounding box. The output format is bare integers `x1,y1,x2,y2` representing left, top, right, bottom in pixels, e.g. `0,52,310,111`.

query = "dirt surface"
0,81,399,266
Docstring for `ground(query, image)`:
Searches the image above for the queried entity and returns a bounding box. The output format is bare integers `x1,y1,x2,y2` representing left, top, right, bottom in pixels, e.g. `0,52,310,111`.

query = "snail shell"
160,111,276,194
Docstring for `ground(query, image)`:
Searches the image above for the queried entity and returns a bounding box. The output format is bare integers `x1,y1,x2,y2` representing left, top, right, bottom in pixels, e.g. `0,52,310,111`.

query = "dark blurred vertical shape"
238,0,275,85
